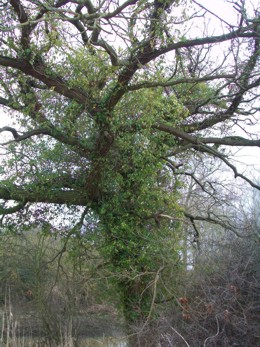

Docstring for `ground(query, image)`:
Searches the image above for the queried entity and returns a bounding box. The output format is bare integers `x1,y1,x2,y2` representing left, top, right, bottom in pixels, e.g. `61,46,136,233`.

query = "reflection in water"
0,336,127,347
79,337,127,347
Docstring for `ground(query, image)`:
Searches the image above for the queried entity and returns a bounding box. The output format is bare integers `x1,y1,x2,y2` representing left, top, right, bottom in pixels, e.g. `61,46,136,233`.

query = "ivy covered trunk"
91,129,182,344
106,217,180,347
99,191,181,346
118,275,160,347
108,228,162,347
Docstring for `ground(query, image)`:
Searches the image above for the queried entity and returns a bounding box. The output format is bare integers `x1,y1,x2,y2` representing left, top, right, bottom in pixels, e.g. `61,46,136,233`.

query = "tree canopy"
0,0,259,207
0,0,259,344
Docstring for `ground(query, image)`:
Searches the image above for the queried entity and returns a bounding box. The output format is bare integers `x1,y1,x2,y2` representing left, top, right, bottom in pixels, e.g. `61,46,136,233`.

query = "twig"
203,314,220,347
169,325,191,347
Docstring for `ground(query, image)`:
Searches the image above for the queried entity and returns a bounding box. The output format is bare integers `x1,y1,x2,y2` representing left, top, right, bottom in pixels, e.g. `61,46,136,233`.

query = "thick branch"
154,123,260,148
0,184,89,206
154,23,259,57
0,126,19,139
10,0,31,48
0,201,27,215
157,124,260,190
0,126,92,158
0,56,88,104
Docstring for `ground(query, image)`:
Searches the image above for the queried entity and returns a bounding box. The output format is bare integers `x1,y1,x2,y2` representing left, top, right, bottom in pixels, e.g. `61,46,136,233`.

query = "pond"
0,336,127,347
80,337,127,346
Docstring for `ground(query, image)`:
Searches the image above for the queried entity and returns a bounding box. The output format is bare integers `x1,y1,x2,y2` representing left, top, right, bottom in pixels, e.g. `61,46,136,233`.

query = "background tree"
161,195,260,347
0,228,122,346
0,0,259,345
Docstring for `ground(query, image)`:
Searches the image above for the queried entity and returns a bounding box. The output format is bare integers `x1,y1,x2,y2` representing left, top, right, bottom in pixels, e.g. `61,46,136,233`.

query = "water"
79,337,127,347
0,336,127,347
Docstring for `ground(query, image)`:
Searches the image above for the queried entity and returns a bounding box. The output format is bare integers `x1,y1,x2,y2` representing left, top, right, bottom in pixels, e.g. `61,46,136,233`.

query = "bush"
160,235,260,346
0,228,122,346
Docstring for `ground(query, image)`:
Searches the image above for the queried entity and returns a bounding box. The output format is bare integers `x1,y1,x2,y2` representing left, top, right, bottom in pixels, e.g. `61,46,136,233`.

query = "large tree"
0,0,259,345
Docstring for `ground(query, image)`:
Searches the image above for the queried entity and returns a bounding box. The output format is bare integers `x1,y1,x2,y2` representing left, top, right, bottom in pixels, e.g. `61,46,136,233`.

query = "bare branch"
102,0,139,20
192,0,234,28
106,22,259,109
191,144,260,191
128,74,235,91
184,212,245,238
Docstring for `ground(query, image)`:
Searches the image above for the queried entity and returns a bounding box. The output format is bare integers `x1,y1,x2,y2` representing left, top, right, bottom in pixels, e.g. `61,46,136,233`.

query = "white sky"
198,0,259,25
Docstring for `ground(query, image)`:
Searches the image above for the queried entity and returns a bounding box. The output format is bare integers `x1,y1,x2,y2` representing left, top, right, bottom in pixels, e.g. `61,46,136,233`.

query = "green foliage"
175,81,227,114
87,87,186,321
59,47,117,98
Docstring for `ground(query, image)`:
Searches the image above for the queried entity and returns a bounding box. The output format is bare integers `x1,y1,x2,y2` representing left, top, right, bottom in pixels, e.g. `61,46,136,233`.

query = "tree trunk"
118,278,160,347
